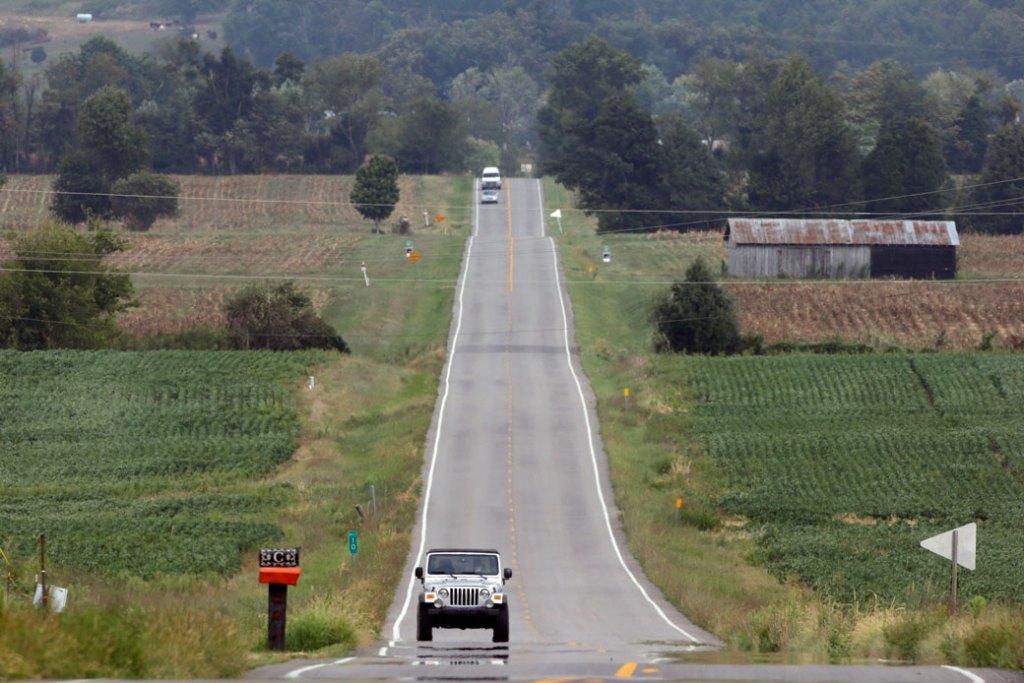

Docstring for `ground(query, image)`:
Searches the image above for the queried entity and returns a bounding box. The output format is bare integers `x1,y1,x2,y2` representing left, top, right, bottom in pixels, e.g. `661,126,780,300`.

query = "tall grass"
0,599,248,679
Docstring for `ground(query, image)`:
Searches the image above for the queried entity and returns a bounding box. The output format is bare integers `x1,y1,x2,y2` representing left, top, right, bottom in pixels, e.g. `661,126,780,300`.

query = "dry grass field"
3,174,1023,349
0,174,461,341
623,229,1024,351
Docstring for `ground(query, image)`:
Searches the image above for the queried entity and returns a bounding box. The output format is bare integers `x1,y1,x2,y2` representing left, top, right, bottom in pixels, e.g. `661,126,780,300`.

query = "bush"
110,172,180,231
961,621,1024,668
882,611,936,662
747,600,804,652
942,607,1024,670
51,150,112,223
224,281,349,352
285,610,356,652
652,258,739,355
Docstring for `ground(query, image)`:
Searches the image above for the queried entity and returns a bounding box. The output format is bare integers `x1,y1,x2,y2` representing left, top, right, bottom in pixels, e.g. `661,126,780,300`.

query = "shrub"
748,600,804,652
882,611,936,662
110,172,180,231
821,606,854,663
285,609,356,652
652,258,739,355
224,281,349,352
966,623,1020,667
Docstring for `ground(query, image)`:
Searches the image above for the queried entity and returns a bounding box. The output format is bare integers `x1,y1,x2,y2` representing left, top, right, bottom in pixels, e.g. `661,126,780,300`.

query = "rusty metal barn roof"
726,219,959,247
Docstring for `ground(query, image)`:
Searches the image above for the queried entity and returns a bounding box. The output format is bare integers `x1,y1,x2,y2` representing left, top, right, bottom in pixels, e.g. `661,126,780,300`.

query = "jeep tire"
492,604,509,643
417,602,433,641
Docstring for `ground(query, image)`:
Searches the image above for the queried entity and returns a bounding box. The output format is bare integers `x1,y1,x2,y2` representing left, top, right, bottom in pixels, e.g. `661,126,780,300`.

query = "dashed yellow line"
507,183,514,292
615,662,638,678
503,183,546,642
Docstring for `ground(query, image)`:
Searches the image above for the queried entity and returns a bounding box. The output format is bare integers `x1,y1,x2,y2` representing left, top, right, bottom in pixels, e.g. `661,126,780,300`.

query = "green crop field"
671,352,1024,603
0,349,327,578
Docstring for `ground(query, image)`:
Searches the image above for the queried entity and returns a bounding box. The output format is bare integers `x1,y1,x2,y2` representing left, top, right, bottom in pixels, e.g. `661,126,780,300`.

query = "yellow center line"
615,662,638,678
506,183,514,292
502,181,547,643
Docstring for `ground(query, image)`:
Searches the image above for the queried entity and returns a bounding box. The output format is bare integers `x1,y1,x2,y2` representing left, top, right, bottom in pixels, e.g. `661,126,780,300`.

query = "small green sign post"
404,240,413,257
348,531,358,564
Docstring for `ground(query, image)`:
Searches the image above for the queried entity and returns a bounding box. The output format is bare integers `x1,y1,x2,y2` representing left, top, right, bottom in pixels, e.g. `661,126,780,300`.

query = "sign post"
550,209,563,235
404,240,413,258
259,547,301,651
602,245,611,264
348,531,358,565
920,522,976,615
39,533,47,611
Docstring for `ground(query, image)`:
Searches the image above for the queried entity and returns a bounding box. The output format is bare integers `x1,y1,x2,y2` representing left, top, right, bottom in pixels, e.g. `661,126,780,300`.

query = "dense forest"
3,0,1024,232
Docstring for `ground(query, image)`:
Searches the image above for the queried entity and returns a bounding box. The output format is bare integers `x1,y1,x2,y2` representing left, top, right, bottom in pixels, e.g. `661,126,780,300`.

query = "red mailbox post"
259,548,301,651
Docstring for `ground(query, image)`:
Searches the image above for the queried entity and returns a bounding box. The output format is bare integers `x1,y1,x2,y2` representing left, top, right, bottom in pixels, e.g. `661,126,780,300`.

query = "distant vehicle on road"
481,166,502,190
415,548,511,642
480,189,499,204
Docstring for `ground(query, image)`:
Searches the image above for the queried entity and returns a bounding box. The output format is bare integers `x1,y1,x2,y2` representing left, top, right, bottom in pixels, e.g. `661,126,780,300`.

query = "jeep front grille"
447,587,479,607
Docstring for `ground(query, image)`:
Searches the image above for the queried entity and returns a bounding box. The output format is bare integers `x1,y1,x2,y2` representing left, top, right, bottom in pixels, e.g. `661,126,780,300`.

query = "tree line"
2,3,1024,236
538,38,1024,235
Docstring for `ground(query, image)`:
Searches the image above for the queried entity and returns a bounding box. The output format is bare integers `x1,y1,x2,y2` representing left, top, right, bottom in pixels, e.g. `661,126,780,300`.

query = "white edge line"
541,178,701,644
943,665,986,683
284,657,355,679
389,181,479,644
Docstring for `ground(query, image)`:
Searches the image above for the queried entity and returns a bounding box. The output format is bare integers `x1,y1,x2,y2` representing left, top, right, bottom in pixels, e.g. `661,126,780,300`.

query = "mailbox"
259,567,301,585
259,547,300,650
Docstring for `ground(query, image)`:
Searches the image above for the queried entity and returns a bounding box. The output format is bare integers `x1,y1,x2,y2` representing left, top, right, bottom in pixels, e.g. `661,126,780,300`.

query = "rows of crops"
0,350,327,577
675,352,1024,603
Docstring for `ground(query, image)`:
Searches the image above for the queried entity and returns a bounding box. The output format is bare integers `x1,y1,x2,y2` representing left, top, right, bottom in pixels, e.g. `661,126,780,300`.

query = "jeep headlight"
478,587,491,598
438,588,449,598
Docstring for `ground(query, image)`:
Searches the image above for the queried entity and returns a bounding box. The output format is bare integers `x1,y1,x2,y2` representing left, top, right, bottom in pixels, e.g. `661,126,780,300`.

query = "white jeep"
414,548,511,642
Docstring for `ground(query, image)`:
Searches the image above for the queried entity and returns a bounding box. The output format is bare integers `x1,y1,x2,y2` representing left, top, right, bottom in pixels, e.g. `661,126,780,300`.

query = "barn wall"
870,245,957,279
728,244,871,278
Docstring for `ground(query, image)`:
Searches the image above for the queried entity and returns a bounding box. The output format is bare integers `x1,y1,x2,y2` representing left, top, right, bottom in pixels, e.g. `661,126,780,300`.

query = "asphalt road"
249,178,1023,683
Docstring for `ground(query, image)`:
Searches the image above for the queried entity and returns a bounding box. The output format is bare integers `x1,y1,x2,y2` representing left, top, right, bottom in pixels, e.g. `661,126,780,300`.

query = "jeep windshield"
427,554,499,575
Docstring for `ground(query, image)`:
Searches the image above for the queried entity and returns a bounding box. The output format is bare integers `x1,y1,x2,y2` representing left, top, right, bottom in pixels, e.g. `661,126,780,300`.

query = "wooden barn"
725,218,959,279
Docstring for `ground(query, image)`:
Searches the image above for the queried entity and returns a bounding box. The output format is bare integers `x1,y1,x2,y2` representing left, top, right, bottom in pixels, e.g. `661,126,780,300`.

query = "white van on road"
481,167,502,189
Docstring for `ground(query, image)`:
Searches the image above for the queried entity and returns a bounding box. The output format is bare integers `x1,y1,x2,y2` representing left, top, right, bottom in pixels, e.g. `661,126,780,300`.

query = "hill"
2,175,1023,670
0,174,469,356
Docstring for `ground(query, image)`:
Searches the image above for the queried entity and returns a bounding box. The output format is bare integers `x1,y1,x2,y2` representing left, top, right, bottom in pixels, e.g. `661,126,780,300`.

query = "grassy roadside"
547,178,1024,668
323,174,471,360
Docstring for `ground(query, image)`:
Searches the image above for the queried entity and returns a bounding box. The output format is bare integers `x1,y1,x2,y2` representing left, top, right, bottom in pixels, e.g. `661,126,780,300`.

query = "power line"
7,171,1024,218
